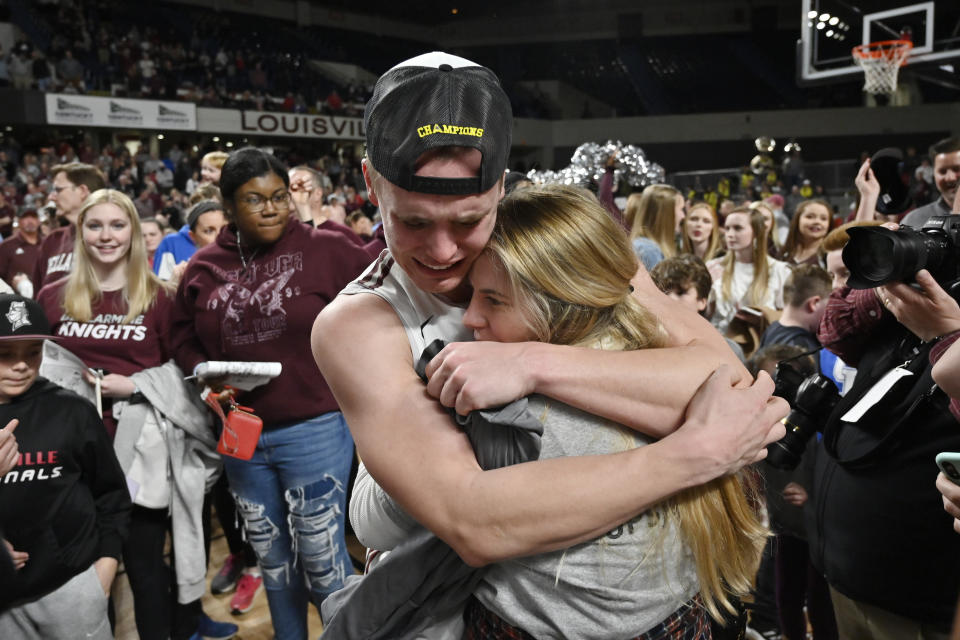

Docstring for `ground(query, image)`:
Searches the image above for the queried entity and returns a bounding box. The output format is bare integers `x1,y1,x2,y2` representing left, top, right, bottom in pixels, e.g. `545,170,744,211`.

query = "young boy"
757,264,832,353
0,294,130,639
650,254,747,363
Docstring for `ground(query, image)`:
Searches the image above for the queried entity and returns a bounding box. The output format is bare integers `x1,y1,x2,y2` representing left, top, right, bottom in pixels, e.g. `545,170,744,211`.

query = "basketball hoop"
852,39,913,95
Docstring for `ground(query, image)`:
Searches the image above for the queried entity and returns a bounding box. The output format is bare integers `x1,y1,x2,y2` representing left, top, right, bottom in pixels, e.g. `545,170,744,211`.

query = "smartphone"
936,452,960,484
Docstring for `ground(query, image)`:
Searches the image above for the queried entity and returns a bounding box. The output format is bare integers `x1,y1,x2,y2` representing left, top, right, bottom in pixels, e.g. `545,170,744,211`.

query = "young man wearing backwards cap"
312,53,786,573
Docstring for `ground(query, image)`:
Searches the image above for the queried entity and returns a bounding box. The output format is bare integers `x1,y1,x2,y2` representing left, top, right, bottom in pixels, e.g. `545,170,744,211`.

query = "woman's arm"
169,267,211,374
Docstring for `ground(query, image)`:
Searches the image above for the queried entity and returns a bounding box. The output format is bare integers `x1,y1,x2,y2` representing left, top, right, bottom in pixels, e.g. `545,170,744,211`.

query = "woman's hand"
854,159,880,222
83,370,137,398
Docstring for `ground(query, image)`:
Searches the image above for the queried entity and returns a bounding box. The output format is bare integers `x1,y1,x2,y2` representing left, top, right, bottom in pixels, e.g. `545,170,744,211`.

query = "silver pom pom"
531,140,667,190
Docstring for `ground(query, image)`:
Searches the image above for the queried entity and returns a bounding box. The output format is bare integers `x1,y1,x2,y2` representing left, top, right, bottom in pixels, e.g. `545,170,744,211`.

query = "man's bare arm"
426,266,748,438
313,294,785,566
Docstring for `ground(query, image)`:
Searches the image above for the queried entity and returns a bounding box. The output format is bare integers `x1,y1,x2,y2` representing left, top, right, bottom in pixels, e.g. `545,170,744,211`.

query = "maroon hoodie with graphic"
170,218,372,427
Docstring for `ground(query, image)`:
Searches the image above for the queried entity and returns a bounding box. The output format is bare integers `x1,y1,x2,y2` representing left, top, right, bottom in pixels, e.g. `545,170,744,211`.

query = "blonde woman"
780,199,832,266
200,150,229,186
710,206,792,333
460,186,766,639
682,201,723,262
749,200,783,258
626,184,685,269
37,189,234,640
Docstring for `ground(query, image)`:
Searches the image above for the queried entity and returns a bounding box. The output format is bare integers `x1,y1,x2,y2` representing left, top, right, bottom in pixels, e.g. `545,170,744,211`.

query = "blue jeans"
223,412,354,640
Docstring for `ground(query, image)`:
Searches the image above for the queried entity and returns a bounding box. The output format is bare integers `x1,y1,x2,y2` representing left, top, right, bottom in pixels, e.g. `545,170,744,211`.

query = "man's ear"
805,295,822,313
77,184,91,200
362,159,379,207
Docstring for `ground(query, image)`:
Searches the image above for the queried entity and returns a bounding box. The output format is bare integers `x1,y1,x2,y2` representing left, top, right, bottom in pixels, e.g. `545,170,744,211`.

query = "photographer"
812,258,960,639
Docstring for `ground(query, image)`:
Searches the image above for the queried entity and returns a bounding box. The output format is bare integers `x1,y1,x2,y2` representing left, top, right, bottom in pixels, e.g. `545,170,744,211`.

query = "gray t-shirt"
900,197,952,229
474,397,699,639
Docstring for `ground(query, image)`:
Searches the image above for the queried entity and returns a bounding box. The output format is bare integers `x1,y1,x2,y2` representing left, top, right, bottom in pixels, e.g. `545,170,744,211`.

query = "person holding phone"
813,258,960,639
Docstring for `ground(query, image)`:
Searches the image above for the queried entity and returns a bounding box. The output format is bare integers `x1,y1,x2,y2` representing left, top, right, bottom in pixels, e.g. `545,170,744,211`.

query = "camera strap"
822,334,942,470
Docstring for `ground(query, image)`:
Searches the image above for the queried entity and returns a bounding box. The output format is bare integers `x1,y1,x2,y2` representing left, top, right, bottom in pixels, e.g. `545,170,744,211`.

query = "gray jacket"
113,361,220,604
319,396,543,640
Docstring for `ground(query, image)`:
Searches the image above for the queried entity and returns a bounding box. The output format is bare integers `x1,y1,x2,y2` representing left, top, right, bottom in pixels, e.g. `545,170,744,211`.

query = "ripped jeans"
222,411,354,640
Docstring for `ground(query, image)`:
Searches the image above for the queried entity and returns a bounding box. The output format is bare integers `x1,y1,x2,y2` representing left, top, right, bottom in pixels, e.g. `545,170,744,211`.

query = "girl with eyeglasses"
170,147,375,640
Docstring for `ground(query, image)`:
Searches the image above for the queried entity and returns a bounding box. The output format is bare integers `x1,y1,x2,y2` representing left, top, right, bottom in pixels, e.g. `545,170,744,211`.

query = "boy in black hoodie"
0,294,130,639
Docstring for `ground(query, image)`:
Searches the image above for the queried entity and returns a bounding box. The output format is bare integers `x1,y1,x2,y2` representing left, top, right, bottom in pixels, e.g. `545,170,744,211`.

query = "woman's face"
674,194,686,233
685,206,714,243
230,172,291,246
142,221,163,253
723,212,753,253
200,160,221,185
798,203,830,243
463,253,536,343
82,203,133,268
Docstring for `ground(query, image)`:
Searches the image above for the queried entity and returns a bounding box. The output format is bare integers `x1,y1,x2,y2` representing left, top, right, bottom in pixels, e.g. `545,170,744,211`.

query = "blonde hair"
681,201,723,262
721,207,772,308
202,151,229,170
627,184,681,259
491,185,767,622
64,189,172,323
749,200,780,254
821,219,883,252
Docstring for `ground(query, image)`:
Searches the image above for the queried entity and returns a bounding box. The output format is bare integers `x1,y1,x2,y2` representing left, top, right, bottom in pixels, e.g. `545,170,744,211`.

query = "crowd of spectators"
0,134,375,239
1,0,373,115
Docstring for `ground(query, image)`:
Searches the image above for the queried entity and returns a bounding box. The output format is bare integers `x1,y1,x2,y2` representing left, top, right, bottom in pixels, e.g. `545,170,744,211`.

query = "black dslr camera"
765,361,840,470
843,216,960,289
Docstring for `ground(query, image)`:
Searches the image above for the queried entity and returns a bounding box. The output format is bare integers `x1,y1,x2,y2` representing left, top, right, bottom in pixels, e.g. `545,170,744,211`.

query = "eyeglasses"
239,191,291,212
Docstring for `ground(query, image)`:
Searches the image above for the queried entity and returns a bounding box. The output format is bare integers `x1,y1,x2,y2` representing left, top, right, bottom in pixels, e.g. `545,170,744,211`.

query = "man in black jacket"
0,294,130,639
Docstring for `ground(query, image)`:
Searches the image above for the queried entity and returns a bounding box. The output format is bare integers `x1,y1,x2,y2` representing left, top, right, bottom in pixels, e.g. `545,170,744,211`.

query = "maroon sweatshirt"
34,225,75,290
38,279,174,439
0,232,41,287
170,218,372,427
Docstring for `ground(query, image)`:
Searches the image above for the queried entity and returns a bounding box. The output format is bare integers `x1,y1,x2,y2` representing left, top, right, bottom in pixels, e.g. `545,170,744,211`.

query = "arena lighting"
827,29,834,37
226,141,234,148
819,13,830,21
808,10,818,18
212,136,220,142
817,22,825,30
808,21,814,27
829,16,839,25
157,134,165,140
192,145,199,152
451,7,458,14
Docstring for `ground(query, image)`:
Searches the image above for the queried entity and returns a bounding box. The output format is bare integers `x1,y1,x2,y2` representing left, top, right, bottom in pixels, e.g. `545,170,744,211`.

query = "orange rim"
852,39,913,64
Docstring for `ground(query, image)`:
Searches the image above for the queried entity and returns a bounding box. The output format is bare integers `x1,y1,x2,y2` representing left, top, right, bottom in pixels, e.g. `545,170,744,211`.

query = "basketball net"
852,40,913,95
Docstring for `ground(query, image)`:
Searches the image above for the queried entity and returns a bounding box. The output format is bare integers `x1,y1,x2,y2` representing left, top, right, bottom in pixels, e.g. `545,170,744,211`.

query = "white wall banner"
196,108,365,140
45,94,197,130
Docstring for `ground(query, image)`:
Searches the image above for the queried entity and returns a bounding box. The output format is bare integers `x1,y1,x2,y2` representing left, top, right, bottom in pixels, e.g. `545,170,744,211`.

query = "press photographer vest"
809,321,960,628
